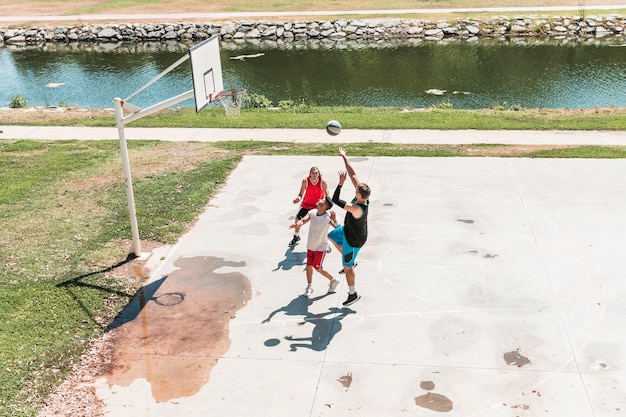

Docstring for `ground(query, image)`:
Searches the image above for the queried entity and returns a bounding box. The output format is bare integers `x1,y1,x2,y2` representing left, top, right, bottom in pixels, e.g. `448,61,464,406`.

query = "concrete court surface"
92,154,626,417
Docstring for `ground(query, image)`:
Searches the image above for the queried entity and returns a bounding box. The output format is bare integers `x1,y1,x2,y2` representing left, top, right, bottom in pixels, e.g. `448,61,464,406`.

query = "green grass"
0,139,239,416
9,106,626,131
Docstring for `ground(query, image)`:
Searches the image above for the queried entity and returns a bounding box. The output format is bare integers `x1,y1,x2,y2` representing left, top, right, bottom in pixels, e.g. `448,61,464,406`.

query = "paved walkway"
2,125,625,145
1,5,625,23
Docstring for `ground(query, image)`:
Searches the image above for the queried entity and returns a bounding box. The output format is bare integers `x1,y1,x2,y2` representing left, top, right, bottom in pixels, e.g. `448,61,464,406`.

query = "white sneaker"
304,286,314,298
327,279,340,294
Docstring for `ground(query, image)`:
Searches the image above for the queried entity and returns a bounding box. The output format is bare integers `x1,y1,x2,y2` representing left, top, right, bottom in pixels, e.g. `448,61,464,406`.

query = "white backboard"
190,35,224,112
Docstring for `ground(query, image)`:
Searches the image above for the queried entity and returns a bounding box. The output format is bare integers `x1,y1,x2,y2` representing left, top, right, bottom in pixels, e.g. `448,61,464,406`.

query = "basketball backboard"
189,35,224,112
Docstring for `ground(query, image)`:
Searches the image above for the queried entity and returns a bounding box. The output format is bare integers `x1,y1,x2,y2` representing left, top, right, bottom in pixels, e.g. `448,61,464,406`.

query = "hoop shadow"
56,254,137,328
106,276,167,331
56,253,168,331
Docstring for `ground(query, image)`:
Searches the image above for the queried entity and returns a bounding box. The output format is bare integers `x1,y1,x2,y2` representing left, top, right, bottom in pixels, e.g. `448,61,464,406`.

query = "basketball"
326,120,342,136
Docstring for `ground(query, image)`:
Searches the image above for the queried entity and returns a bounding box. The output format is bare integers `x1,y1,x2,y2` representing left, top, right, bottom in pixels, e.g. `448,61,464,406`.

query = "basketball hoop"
213,88,247,117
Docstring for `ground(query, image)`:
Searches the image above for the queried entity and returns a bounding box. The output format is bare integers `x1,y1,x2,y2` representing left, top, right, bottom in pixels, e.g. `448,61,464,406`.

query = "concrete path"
1,6,626,23
2,125,626,145
88,153,626,416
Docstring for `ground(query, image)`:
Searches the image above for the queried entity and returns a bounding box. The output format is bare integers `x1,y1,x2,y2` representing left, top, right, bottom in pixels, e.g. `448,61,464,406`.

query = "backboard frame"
190,35,224,113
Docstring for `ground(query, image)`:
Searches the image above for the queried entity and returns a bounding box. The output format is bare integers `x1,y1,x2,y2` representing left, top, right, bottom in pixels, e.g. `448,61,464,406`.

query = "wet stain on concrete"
103,256,250,402
504,349,531,367
457,219,474,224
420,380,435,390
415,381,453,412
337,372,353,390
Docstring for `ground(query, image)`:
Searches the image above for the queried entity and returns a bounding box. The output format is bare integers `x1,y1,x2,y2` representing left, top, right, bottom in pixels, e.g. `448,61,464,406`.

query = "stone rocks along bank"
1,14,625,46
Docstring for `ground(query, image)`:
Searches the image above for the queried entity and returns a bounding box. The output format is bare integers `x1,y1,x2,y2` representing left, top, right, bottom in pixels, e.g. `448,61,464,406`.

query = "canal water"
1,38,625,110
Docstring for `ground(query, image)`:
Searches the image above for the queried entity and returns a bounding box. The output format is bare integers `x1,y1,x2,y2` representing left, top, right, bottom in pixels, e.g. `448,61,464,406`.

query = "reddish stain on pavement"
102,256,250,402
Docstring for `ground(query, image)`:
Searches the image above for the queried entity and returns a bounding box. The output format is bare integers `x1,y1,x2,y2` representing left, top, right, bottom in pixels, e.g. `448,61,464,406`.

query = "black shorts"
296,207,310,220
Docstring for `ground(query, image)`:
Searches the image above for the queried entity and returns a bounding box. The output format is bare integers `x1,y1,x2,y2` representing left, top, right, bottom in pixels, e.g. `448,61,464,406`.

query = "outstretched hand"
338,170,347,186
338,147,347,158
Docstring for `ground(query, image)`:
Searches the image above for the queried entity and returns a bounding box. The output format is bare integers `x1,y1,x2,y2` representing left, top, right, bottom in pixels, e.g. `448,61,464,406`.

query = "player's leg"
340,245,361,306
304,250,315,297
290,207,309,246
327,225,344,253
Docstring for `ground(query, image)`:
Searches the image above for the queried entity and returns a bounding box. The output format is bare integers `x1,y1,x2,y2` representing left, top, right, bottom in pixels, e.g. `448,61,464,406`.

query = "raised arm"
332,171,364,218
339,147,359,188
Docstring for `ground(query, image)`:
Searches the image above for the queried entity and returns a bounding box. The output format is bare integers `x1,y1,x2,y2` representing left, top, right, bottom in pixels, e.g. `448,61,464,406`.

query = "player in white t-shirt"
290,196,341,298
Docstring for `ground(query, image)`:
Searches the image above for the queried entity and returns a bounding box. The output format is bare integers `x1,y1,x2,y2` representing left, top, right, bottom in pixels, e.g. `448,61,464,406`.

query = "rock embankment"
1,14,624,45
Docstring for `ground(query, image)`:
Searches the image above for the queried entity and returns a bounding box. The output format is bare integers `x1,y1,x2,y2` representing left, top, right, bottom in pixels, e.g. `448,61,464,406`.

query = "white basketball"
326,120,342,136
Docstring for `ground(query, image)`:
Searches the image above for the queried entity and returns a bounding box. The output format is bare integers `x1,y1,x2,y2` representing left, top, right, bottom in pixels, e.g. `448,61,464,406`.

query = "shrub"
243,93,272,109
432,101,453,109
8,95,29,108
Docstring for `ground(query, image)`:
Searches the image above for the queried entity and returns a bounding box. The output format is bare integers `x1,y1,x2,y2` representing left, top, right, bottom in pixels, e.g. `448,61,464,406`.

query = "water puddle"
102,256,250,402
415,381,453,412
503,349,531,367
337,372,353,390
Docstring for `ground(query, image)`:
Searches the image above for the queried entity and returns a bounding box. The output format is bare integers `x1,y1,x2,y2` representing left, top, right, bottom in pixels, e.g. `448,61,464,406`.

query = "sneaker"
304,286,314,298
327,279,340,294
338,263,357,274
343,292,361,306
289,235,301,246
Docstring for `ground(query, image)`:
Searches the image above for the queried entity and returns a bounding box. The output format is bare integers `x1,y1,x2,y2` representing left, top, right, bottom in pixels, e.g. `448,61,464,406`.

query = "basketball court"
74,32,626,416
90,154,626,416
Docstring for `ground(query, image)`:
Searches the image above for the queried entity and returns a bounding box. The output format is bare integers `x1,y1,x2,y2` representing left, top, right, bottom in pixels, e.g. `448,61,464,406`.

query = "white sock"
348,286,356,294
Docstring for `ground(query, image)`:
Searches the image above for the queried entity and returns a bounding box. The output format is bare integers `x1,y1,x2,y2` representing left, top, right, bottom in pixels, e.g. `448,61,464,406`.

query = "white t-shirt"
307,209,331,251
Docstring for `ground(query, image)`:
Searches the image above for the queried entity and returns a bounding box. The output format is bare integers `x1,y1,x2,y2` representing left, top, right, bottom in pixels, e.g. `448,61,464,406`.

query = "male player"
290,196,340,298
328,148,371,306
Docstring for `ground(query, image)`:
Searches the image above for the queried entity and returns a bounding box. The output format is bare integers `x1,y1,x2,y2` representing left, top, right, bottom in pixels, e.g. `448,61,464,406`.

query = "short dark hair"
325,196,334,209
357,183,371,199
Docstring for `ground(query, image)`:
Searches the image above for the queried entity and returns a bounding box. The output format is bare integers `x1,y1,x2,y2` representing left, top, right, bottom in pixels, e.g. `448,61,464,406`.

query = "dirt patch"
128,141,231,179
466,144,573,156
0,107,115,124
37,239,162,417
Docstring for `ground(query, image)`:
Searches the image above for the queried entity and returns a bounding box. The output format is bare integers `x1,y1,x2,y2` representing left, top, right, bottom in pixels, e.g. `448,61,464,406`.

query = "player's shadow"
285,307,356,351
272,246,306,271
262,294,355,352
262,294,317,323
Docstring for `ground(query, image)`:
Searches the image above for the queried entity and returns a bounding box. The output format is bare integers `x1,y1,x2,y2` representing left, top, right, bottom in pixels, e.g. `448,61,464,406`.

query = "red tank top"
301,176,324,210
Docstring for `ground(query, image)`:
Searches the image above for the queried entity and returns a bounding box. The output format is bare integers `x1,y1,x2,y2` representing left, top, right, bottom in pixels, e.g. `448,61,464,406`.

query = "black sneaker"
288,235,301,246
338,263,357,274
343,292,361,306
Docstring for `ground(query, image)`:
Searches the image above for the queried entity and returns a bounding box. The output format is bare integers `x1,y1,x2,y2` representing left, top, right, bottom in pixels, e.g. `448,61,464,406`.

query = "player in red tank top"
289,167,330,247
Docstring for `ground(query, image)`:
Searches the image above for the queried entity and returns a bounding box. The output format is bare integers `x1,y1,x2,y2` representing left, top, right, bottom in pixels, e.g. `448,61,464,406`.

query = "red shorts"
306,249,326,270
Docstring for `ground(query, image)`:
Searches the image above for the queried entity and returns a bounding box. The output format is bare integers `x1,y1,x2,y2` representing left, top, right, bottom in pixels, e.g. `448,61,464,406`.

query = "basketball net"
214,88,247,118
